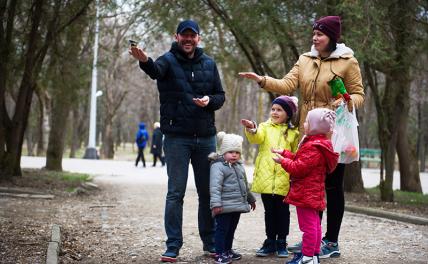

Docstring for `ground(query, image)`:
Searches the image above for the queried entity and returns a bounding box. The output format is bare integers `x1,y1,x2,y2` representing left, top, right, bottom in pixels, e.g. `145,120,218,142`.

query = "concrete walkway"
21,156,428,194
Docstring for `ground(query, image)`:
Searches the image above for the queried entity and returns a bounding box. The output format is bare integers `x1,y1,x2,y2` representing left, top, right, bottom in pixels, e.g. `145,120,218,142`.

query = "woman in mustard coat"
239,16,364,260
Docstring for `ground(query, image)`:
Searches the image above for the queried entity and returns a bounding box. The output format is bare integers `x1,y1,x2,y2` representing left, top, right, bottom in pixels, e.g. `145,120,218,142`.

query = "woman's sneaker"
288,241,302,253
319,239,340,258
256,239,276,256
276,239,289,257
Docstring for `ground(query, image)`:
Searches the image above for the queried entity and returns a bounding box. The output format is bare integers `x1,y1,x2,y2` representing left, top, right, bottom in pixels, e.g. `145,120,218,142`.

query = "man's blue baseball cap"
176,20,200,34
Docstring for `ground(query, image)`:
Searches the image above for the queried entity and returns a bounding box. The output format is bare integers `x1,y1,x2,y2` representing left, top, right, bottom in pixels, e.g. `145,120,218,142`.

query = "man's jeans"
163,134,216,250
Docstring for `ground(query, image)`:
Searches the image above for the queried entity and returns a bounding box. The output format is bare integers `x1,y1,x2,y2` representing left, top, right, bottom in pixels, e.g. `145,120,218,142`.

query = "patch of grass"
65,186,78,193
6,169,94,193
34,170,91,183
365,186,428,205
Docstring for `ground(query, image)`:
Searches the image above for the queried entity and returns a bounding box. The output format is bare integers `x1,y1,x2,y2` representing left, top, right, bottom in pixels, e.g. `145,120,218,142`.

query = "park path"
17,157,428,263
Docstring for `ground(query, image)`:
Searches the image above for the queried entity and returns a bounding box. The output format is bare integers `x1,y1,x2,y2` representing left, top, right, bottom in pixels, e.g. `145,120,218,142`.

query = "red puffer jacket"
280,135,339,211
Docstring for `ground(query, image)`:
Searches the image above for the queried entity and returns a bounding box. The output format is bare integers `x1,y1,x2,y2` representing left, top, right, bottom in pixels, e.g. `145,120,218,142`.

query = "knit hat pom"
217,131,226,144
290,96,299,109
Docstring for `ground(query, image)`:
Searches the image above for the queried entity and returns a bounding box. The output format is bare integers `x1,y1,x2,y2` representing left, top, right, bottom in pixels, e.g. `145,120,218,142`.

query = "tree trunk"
418,99,427,172
380,134,396,201
378,75,403,202
344,161,365,193
45,95,72,171
396,107,422,192
25,128,35,156
34,87,51,156
101,118,114,159
69,107,80,158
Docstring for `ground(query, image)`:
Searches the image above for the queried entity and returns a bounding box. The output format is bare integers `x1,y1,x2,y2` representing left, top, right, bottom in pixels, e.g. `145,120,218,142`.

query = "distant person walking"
151,122,165,167
129,19,225,262
135,122,149,168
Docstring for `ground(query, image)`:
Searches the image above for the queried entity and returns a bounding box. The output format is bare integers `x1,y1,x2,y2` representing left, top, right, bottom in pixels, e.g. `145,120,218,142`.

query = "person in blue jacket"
129,19,225,262
135,122,149,168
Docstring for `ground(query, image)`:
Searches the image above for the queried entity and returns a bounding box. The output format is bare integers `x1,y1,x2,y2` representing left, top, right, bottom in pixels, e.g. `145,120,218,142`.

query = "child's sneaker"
214,253,232,264
313,254,320,264
286,253,316,264
276,239,289,258
319,239,340,258
160,247,179,262
288,241,302,253
256,238,276,256
227,249,242,260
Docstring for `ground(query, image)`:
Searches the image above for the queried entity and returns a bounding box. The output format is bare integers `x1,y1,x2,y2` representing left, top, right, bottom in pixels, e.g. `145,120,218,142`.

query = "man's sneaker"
214,253,232,264
276,239,289,258
286,253,316,264
288,241,302,253
160,247,179,262
319,239,340,259
256,238,276,257
203,245,216,257
227,249,242,260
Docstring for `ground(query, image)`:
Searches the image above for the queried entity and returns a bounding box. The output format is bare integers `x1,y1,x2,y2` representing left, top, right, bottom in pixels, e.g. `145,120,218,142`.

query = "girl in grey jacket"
209,132,256,264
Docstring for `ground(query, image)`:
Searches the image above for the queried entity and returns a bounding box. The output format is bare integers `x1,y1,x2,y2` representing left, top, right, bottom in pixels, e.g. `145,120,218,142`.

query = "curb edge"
345,205,428,225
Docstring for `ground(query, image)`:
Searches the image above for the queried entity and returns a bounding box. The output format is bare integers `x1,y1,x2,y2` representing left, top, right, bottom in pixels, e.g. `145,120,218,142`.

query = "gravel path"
5,157,427,263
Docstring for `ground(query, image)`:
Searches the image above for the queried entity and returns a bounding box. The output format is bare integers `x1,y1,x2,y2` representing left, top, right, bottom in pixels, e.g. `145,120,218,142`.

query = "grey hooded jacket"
209,153,256,216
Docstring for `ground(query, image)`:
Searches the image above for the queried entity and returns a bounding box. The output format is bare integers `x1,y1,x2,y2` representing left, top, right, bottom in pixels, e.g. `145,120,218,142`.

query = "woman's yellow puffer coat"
245,119,299,196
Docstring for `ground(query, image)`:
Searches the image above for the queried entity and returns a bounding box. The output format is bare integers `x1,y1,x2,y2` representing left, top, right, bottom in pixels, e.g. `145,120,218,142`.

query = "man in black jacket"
129,19,225,262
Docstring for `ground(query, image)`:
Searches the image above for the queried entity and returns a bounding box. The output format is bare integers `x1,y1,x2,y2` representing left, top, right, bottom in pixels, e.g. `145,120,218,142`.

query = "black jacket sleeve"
206,63,225,111
139,56,169,80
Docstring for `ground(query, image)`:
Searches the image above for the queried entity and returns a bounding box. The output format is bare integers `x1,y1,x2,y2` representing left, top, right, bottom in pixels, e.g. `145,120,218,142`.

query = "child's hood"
307,135,339,173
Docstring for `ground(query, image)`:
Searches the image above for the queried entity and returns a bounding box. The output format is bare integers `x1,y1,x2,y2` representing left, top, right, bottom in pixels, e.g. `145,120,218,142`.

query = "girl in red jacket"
272,108,339,264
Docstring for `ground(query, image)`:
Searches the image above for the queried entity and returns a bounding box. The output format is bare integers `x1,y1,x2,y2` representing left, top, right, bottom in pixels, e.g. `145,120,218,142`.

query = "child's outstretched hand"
212,207,223,216
241,119,255,129
272,153,284,164
250,202,256,211
271,148,283,155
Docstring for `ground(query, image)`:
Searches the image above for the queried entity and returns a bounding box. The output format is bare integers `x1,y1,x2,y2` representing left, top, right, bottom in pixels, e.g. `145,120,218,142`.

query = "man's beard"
179,40,196,55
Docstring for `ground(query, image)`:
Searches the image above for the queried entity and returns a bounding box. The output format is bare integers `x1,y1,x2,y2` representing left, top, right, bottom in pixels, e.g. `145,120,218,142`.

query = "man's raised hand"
129,46,148,63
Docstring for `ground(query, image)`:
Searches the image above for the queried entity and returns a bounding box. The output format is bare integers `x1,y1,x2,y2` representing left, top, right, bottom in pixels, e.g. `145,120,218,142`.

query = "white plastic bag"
332,102,360,164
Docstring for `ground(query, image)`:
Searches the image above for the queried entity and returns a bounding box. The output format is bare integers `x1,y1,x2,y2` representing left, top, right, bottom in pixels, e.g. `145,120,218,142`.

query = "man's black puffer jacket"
139,42,225,137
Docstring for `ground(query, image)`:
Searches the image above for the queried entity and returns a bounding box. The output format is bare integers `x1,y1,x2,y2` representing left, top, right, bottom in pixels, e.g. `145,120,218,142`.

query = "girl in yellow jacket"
241,95,299,258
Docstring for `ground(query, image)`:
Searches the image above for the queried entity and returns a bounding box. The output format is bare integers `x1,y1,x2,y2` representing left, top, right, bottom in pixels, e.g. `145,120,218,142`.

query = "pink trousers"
296,206,321,257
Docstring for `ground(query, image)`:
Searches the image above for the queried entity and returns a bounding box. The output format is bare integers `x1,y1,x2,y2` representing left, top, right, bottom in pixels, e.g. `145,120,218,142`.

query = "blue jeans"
215,212,241,254
163,134,216,250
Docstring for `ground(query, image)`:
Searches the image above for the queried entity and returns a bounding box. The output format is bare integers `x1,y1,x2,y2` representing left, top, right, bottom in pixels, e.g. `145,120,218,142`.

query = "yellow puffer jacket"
261,44,365,139
245,119,299,196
